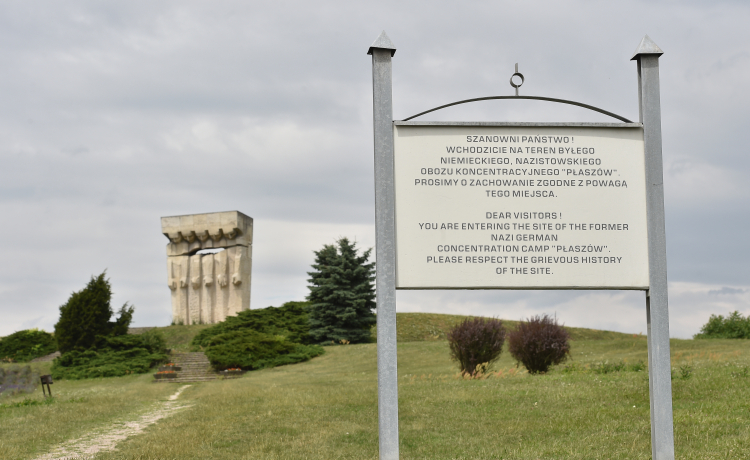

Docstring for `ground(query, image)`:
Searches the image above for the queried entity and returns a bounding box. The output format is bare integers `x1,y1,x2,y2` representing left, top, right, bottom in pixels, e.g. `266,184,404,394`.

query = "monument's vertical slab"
201,253,215,323
225,245,251,322
214,250,229,322
161,211,253,324
167,257,190,323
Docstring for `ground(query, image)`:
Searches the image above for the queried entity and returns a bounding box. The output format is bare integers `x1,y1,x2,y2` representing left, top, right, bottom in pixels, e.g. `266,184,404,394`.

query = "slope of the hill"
151,312,634,351
386,312,634,342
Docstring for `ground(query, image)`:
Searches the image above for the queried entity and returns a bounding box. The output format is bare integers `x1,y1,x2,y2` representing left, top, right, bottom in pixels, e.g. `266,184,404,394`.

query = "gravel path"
30,351,61,362
33,385,192,460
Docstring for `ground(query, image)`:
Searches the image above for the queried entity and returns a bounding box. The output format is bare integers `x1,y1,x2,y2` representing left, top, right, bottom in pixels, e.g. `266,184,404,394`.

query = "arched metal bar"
401,95,632,123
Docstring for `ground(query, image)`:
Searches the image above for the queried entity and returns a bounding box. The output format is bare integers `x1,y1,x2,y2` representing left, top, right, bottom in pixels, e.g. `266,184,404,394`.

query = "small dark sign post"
40,374,53,398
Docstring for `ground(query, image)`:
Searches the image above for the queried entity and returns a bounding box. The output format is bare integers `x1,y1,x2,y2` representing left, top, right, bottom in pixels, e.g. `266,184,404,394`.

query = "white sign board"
393,123,649,289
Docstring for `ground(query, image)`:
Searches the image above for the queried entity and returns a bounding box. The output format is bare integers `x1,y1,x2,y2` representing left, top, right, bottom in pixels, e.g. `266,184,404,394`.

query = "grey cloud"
1,0,749,338
707,287,747,296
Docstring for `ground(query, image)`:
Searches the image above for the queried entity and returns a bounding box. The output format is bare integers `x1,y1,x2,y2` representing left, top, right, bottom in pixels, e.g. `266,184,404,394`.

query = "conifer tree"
54,271,134,353
306,238,376,344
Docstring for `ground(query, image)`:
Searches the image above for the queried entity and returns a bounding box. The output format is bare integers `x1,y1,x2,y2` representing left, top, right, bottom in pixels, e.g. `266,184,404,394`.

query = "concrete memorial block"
161,211,253,325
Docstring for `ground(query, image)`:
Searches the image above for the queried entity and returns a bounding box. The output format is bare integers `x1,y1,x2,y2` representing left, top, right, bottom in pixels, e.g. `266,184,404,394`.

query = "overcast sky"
1,1,748,339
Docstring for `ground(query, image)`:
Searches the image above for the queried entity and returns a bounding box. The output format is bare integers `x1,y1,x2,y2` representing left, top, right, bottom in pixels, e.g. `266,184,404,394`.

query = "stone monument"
161,211,253,324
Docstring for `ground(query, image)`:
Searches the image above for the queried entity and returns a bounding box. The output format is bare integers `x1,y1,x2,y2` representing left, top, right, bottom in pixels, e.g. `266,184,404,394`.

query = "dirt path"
34,385,192,460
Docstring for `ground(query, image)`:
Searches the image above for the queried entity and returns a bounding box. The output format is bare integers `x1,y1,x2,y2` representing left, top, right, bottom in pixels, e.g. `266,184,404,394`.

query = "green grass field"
2,313,749,459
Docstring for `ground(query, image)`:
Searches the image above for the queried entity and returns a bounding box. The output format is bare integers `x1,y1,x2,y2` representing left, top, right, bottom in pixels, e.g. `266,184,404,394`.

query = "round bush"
447,317,506,376
0,329,57,363
508,314,570,374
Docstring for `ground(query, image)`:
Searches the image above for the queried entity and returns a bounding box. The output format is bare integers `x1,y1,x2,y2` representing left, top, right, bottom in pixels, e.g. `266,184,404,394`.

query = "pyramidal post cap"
631,35,664,60
367,30,396,56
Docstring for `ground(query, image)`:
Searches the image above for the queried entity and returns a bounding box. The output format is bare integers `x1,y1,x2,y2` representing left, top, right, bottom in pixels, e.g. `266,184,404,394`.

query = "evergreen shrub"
95,330,167,354
508,314,570,374
50,272,162,380
202,330,324,370
192,301,313,348
694,311,750,339
54,272,134,353
307,238,376,344
0,329,57,363
190,302,324,371
447,317,506,376
51,332,168,380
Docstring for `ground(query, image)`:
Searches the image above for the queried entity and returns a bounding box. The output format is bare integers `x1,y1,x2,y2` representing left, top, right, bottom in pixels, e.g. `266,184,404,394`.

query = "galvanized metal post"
368,31,399,460
632,35,675,460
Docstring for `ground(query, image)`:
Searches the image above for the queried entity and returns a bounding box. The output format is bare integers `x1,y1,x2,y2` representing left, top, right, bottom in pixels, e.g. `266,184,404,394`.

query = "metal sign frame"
368,32,674,460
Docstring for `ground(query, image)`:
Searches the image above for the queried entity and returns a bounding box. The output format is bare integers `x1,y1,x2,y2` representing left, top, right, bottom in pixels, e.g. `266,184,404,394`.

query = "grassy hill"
151,312,636,352
3,313,747,459
385,312,635,342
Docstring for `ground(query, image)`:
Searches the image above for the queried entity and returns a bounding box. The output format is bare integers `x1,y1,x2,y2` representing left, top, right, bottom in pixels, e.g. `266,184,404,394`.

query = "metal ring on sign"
509,72,524,89
509,63,524,96
510,62,524,97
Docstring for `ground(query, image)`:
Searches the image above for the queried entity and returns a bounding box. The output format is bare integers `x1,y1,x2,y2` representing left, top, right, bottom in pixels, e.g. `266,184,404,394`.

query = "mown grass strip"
88,338,749,460
0,364,180,459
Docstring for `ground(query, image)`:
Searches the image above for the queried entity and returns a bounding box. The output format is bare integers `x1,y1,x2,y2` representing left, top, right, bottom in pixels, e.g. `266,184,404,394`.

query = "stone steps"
154,351,218,383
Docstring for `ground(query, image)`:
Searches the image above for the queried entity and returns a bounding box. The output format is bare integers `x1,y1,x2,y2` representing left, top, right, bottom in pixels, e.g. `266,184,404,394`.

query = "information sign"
369,32,675,460
394,123,648,289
